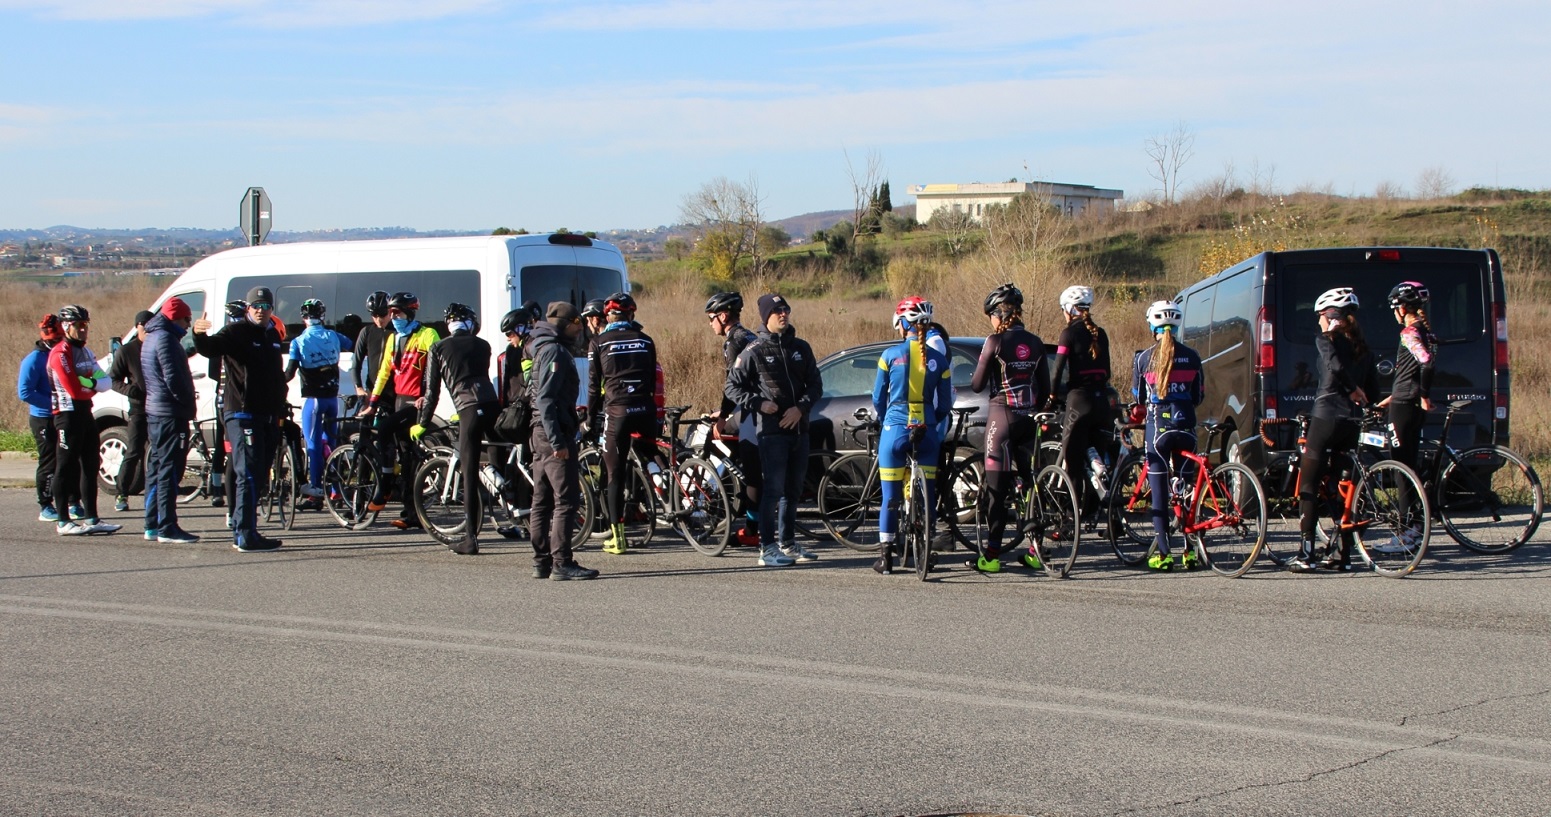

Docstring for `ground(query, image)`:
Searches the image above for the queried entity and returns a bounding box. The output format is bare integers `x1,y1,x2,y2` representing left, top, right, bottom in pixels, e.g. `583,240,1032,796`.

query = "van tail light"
1264,394,1278,421
1255,306,1275,373
1493,301,1510,371
1366,249,1402,262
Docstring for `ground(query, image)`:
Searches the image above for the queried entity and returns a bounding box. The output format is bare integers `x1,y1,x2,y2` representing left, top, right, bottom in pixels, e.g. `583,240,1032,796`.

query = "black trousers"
53,408,100,524
455,403,497,553
116,406,147,496
1298,415,1360,542
28,414,58,511
529,432,580,567
1389,400,1427,515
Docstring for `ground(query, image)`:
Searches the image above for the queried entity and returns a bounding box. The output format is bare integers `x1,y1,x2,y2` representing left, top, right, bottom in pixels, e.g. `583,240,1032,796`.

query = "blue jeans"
226,413,279,543
144,415,190,534
757,431,809,549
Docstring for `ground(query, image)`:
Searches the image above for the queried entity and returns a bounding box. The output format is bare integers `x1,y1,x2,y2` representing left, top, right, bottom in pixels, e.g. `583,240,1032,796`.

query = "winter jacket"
141,313,196,420
419,330,498,426
726,326,823,436
527,322,581,448
192,317,287,418
109,335,145,409
18,341,54,418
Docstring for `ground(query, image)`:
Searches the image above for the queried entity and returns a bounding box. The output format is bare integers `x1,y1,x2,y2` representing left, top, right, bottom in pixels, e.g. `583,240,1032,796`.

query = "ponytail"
1152,327,1176,395
1413,306,1434,339
1078,308,1107,359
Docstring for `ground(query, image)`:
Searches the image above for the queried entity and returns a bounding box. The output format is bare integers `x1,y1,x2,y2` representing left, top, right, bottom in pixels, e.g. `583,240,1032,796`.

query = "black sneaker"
551,562,598,581
235,535,282,552
533,562,552,580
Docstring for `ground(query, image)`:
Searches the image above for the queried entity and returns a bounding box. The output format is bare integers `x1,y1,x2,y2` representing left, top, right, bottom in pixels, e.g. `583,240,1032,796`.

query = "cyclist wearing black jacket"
108,310,153,510
706,290,761,545
353,291,392,403
1375,281,1436,530
1289,287,1378,572
970,283,1051,573
726,294,823,567
1048,285,1112,519
416,303,499,555
587,292,662,555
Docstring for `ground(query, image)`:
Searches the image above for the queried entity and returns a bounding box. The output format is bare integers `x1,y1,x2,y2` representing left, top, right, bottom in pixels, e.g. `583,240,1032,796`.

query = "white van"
94,233,629,487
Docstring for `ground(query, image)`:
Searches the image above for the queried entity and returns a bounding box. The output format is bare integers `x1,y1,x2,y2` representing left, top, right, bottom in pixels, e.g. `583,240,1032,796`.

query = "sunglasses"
770,306,792,314
249,302,273,311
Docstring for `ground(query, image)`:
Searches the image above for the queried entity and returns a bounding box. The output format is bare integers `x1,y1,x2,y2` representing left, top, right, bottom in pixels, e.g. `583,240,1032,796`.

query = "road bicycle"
261,405,305,531
967,411,1082,578
579,406,733,555
1107,417,1267,577
174,416,221,505
815,409,884,551
1256,412,1431,577
412,435,596,552
1359,399,1542,554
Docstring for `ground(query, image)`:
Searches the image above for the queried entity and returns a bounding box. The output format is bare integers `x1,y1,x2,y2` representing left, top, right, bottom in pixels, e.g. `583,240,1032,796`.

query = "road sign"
240,187,272,246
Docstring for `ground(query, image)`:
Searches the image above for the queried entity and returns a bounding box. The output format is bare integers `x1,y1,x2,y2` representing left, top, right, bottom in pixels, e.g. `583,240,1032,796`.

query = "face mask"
392,317,412,334
447,319,471,335
305,318,323,327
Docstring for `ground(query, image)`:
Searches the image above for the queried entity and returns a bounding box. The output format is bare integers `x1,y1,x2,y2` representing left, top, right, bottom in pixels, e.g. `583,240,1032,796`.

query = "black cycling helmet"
366,290,390,318
300,298,326,320
604,292,636,316
56,304,90,323
444,302,476,323
387,291,419,318
499,307,534,335
983,283,1024,315
704,291,743,315
1387,280,1430,309
581,299,606,318
225,300,248,320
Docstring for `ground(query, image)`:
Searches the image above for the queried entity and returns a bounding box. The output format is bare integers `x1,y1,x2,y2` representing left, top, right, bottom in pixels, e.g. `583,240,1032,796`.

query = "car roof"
818,336,986,364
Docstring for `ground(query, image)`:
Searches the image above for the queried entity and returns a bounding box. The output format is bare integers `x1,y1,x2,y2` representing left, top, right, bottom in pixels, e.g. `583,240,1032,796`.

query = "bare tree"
1144,121,1196,204
845,148,885,241
679,175,764,282
1373,179,1405,206
982,182,1072,280
1415,166,1457,200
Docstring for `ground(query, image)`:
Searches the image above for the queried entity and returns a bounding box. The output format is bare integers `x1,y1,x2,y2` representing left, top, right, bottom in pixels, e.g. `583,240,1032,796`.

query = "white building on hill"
910,181,1124,223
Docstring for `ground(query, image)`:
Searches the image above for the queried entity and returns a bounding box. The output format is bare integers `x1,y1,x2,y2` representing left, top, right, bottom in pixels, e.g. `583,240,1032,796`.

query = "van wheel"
98,425,129,495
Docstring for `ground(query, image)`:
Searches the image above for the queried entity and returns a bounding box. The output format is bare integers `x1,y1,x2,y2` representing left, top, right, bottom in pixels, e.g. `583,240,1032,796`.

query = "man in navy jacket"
142,298,199,544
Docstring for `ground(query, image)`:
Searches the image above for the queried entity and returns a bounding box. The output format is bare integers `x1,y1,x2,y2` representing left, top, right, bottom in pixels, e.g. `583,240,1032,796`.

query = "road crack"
1397,687,1551,727
1109,734,1461,815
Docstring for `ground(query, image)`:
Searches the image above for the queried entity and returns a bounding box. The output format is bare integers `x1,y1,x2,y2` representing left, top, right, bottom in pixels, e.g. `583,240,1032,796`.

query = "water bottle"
479,464,506,497
647,460,666,493
1086,446,1108,498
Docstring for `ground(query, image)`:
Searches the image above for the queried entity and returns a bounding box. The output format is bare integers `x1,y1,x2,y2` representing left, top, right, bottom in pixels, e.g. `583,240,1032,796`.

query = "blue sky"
2,1,1547,231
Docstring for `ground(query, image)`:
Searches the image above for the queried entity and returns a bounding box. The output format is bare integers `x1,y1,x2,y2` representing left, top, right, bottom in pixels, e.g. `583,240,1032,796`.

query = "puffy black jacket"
192,318,286,417
726,326,823,436
419,330,498,426
528,322,580,448
141,313,196,420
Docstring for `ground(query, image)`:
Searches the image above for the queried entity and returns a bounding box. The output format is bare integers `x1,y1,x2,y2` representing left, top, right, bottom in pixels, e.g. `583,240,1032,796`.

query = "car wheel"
98,425,129,495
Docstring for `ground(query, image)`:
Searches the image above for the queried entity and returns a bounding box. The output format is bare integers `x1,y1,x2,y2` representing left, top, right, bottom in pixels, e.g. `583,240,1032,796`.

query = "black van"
1175,247,1510,472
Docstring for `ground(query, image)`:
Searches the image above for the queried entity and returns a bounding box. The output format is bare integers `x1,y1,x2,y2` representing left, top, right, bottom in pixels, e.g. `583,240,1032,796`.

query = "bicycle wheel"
265,442,299,530
1351,460,1430,578
795,449,841,542
323,445,380,530
941,452,984,550
1106,452,1153,566
569,473,598,552
816,452,882,552
412,455,468,548
1437,445,1543,554
1037,439,1064,471
672,456,733,556
1190,462,1267,578
620,461,657,547
907,466,933,581
1030,464,1080,578
177,446,210,505
1259,453,1301,567
577,446,608,543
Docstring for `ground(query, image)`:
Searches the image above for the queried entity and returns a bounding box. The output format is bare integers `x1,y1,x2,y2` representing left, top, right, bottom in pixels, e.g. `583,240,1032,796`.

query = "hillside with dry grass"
5,186,1549,460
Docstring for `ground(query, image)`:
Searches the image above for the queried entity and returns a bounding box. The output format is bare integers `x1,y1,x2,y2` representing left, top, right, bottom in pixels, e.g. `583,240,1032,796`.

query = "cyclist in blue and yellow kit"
870,297,953,574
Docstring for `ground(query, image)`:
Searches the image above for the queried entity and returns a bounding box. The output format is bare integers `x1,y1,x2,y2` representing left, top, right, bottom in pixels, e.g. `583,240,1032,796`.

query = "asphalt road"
2,487,1548,817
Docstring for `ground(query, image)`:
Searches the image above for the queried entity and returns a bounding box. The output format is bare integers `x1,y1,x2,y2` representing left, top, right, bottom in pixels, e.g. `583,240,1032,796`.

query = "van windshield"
520,265,625,315
1279,262,1486,346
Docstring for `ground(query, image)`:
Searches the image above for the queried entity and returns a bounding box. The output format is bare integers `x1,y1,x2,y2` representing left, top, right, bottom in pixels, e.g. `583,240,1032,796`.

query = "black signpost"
240,187,272,246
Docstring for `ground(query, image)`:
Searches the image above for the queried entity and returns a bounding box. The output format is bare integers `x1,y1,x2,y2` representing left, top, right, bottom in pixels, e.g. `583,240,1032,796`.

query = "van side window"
228,271,480,336
1183,287,1215,352
170,290,207,355
1212,270,1256,353
519,265,627,316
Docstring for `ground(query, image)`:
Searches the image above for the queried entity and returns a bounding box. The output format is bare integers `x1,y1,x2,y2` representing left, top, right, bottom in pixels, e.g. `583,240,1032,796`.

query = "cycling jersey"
419,330,498,425
872,337,953,430
1131,342,1204,432
971,325,1050,410
1389,323,1436,404
1312,332,1376,421
718,322,757,418
1050,318,1111,396
289,322,342,399
370,322,440,403
47,337,102,414
588,320,659,417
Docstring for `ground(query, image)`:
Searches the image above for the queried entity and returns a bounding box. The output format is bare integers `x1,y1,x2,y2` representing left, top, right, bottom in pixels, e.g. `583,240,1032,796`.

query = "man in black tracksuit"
416,303,499,555
726,294,823,567
109,310,153,511
528,303,598,580
587,292,661,555
192,286,287,552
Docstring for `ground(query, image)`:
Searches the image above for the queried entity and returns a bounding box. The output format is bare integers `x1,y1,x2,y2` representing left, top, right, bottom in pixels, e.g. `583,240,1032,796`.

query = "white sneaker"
56,521,90,536
1369,537,1408,555
780,544,818,563
80,519,122,534
757,546,795,567
301,485,325,497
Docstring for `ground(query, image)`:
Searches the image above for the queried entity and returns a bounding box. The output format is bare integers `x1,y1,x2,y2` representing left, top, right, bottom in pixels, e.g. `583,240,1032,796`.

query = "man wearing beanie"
141,297,199,543
193,286,287,551
108,309,155,512
527,302,598,579
726,293,823,567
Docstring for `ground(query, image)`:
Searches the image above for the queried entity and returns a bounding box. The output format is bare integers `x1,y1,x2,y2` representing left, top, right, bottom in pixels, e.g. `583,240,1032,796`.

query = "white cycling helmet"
1146,300,1183,331
1314,287,1360,314
1059,285,1094,314
894,296,933,327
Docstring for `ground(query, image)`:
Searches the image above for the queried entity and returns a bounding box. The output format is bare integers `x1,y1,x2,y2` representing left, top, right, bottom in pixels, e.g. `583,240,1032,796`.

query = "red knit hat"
161,297,192,322
38,313,62,342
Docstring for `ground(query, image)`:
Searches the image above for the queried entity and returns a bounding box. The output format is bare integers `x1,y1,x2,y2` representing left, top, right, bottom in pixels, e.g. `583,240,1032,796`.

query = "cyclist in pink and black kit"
970,283,1050,573
1048,285,1112,521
